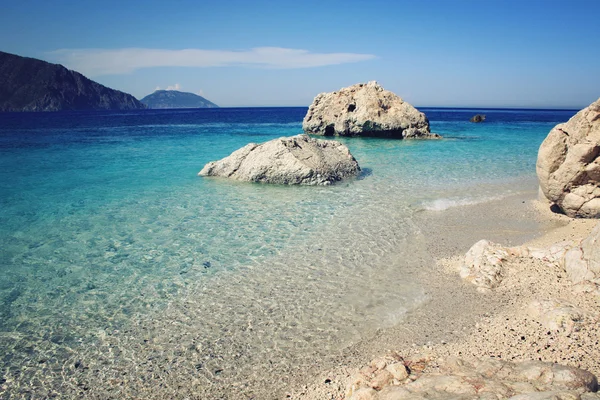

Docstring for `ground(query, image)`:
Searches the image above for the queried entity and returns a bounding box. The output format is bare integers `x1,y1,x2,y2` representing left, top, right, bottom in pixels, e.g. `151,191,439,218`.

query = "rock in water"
302,81,440,139
198,134,360,185
536,98,600,217
470,114,486,122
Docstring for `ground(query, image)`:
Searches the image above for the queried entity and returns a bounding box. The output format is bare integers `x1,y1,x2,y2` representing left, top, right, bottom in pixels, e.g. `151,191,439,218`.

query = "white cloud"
166,83,181,91
46,47,377,76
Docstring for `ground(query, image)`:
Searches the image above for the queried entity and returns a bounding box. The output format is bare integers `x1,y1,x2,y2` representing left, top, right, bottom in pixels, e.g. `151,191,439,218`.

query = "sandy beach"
290,189,599,399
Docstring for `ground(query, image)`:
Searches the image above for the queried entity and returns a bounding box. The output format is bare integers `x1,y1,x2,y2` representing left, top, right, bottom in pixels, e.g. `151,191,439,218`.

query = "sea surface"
0,107,577,398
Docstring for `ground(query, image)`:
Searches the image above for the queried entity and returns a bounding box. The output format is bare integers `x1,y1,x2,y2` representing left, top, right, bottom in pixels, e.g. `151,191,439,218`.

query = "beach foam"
421,194,507,211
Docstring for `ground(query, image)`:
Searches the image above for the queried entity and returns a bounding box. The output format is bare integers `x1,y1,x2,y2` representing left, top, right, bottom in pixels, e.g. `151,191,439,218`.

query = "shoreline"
290,188,598,399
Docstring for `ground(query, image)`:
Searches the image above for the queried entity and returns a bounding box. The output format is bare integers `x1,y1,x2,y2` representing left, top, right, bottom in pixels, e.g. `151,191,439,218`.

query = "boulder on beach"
198,134,360,185
302,81,440,139
536,98,600,218
459,239,508,290
470,114,486,123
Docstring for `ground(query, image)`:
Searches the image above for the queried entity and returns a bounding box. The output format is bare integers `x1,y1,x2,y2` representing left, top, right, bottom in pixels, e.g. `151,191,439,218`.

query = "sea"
0,107,577,398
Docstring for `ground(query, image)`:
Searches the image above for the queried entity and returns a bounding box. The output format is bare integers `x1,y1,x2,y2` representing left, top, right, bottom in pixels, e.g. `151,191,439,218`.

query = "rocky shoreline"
289,193,599,400
287,96,600,400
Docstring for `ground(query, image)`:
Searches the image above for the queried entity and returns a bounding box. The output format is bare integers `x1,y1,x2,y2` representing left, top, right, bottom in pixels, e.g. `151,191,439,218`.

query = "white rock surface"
526,241,575,264
562,223,600,285
459,240,509,290
198,134,360,185
302,81,440,139
346,354,598,400
536,98,600,218
527,299,587,335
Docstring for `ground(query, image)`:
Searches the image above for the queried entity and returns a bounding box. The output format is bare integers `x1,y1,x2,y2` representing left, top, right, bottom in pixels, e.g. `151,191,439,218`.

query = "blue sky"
1,0,599,108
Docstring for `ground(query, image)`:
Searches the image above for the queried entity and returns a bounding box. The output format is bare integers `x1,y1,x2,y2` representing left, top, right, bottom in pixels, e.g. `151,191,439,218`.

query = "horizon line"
149,105,583,111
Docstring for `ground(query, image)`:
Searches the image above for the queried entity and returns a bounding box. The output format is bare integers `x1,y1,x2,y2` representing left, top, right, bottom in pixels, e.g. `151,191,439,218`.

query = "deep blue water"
0,106,577,397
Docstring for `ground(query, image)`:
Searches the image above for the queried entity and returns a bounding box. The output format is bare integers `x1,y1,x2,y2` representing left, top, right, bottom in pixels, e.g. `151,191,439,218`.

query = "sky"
1,0,599,108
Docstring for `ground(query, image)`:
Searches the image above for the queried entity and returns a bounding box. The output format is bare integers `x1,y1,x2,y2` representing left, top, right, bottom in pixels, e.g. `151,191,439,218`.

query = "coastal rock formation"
198,134,360,185
536,98,600,218
562,223,600,285
302,81,440,139
345,353,598,399
459,224,600,292
456,223,600,338
140,90,218,109
296,220,600,400
0,51,145,112
470,114,486,123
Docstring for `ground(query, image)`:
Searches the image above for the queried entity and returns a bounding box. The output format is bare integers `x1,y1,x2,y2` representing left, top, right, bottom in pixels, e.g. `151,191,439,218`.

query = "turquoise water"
0,107,576,398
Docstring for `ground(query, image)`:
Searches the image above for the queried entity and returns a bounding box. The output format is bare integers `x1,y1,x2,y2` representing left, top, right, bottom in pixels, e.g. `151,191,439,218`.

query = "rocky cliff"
140,90,218,109
0,51,146,112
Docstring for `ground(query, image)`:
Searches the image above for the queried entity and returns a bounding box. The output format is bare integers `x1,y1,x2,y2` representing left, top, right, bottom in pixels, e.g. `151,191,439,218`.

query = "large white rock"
302,81,440,139
536,98,600,218
198,134,360,185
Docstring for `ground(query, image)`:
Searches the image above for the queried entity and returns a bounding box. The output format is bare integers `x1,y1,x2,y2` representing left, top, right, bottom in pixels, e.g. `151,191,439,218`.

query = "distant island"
140,90,219,109
0,51,146,112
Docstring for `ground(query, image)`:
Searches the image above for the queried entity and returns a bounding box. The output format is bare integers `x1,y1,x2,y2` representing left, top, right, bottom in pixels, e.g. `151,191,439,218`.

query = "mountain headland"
0,51,146,112
140,90,219,109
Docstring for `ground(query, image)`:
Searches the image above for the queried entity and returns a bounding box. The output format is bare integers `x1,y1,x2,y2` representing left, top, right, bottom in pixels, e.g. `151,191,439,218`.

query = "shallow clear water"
0,107,577,397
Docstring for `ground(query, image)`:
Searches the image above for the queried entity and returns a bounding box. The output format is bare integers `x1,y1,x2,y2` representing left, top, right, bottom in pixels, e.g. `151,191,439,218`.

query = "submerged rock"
536,98,600,218
198,134,360,185
302,81,440,139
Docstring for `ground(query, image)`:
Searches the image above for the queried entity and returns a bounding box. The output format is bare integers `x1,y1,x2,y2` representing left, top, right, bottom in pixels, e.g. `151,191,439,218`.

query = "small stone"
370,357,388,370
385,363,409,381
346,373,371,398
360,366,377,376
371,370,394,390
460,240,508,289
